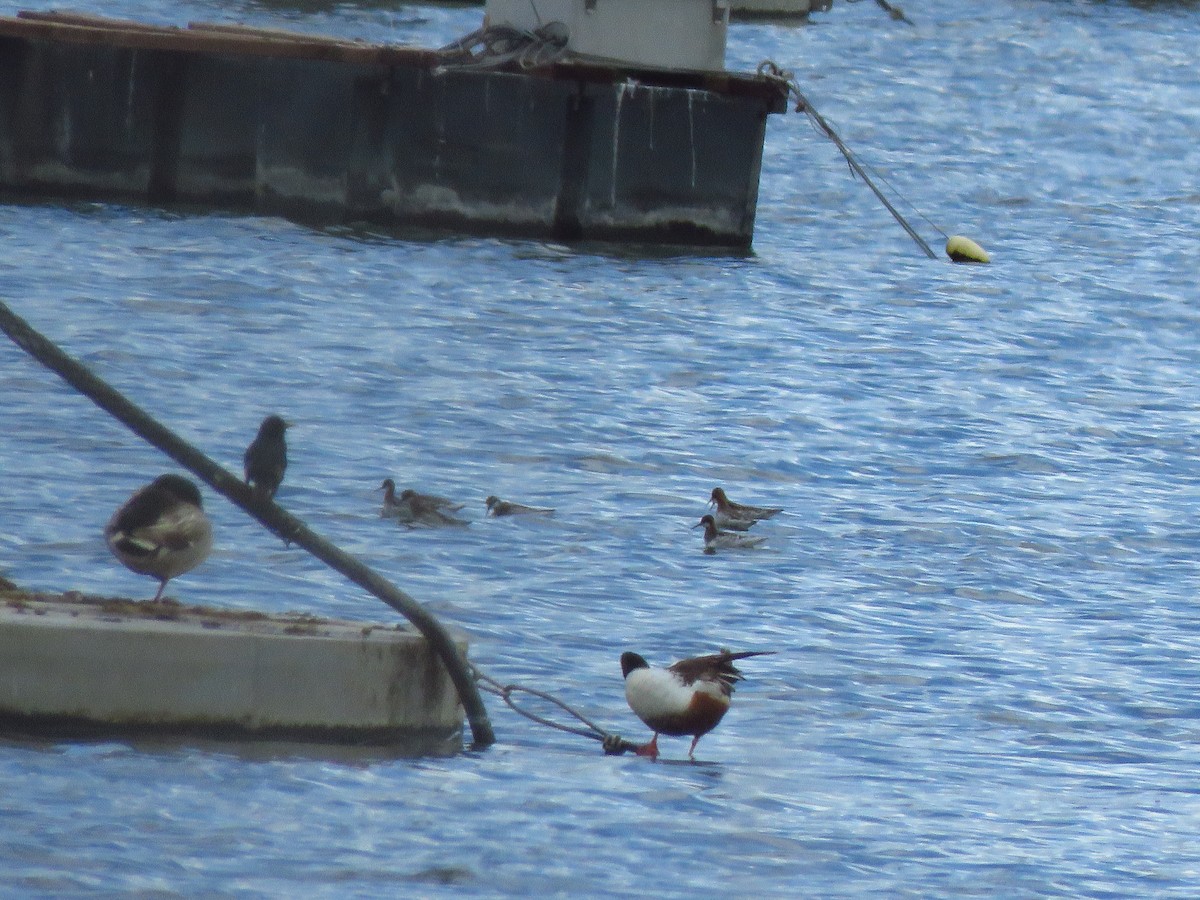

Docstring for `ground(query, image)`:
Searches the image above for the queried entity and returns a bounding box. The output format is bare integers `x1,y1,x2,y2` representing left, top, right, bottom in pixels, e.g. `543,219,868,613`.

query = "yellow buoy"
945,235,990,264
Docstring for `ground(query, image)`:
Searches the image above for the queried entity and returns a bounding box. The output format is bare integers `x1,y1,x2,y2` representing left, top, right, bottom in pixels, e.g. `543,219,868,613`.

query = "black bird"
105,474,213,601
244,415,290,498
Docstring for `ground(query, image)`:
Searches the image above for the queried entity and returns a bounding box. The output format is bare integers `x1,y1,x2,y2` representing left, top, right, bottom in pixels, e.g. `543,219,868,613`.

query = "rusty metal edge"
0,10,788,108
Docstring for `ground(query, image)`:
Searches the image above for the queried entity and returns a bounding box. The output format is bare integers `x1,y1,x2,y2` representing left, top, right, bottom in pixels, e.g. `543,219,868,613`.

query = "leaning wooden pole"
0,299,496,749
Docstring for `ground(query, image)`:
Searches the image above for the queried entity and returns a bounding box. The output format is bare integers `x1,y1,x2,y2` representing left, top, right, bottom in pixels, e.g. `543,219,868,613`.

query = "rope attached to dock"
846,0,915,26
758,61,938,260
0,298,496,750
470,663,639,755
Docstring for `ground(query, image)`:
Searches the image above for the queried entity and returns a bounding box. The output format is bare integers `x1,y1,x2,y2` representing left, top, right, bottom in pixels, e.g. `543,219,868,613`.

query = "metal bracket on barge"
0,8,789,248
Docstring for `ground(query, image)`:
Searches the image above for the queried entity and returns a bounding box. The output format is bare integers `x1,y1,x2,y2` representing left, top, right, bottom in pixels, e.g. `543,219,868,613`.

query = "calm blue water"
3,0,1200,895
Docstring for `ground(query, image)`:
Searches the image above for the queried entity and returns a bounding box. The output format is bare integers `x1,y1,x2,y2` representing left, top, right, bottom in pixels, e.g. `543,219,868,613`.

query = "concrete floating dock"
0,11,789,248
0,590,466,755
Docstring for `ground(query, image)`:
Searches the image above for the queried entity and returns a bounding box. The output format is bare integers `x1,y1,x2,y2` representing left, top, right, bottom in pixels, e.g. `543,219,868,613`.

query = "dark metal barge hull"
0,13,787,247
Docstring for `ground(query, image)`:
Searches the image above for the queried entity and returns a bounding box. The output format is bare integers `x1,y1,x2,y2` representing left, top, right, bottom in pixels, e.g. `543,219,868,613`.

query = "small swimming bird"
380,480,467,526
104,474,213,602
378,478,407,518
244,415,290,499
711,512,756,532
485,495,555,517
709,487,782,523
621,649,773,760
694,514,767,554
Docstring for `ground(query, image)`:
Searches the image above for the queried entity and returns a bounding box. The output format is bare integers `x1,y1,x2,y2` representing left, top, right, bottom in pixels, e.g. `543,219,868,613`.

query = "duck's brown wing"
668,650,774,694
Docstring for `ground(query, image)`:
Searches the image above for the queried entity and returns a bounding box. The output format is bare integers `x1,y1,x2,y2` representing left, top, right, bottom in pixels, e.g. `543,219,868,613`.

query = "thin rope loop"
470,662,639,755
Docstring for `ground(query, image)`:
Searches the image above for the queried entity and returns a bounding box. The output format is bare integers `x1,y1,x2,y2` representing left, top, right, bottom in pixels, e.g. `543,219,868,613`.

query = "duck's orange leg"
636,734,660,760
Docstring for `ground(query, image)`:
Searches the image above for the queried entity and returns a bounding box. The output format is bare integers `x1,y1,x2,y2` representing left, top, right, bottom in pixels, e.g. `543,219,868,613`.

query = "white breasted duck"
620,649,773,760
244,414,290,499
485,495,555,517
694,514,767,554
709,487,782,523
104,474,213,602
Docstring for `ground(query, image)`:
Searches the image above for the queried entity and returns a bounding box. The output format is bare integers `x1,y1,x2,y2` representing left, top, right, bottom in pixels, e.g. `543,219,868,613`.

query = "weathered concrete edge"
0,592,468,755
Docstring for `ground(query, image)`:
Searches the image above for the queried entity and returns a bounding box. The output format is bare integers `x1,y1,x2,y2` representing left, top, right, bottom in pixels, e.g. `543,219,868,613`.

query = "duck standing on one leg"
620,649,773,761
104,474,213,602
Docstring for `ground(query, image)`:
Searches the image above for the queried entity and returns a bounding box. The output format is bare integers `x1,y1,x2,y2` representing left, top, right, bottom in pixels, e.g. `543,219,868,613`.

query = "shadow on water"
0,721,463,762
0,190,757,262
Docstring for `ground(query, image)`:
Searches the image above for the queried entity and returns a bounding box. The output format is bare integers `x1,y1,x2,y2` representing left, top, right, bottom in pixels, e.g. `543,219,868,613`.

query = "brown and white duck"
620,649,772,760
104,474,213,601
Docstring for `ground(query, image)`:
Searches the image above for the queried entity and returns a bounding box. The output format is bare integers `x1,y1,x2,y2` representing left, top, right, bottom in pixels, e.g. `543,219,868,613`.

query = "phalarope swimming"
381,480,468,526
485,495,555,517
694,514,767,554
708,487,782,522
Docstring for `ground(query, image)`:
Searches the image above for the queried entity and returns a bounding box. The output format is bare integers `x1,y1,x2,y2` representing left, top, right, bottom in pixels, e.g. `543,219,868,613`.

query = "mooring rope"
844,0,914,25
437,23,570,71
757,61,938,260
470,663,640,755
0,298,496,749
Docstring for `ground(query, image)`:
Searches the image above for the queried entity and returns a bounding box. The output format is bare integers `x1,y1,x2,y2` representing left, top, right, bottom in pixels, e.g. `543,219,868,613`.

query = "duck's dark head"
620,652,649,679
150,474,203,508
